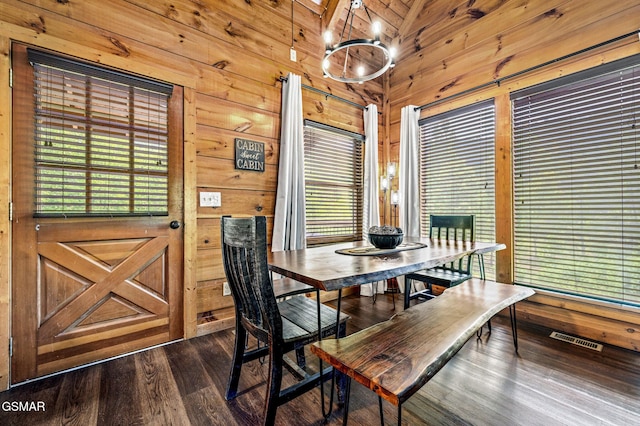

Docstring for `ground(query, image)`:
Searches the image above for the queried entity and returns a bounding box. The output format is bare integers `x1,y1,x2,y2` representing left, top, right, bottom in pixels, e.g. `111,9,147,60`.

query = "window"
303,121,364,245
30,49,173,217
512,56,640,306
419,100,496,279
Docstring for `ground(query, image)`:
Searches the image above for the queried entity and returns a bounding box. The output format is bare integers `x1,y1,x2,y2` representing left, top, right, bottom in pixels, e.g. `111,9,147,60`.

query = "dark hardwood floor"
1,293,639,425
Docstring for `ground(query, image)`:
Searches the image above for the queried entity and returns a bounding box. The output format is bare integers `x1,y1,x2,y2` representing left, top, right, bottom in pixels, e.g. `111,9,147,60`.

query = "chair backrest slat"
429,215,475,242
429,215,475,272
221,216,282,341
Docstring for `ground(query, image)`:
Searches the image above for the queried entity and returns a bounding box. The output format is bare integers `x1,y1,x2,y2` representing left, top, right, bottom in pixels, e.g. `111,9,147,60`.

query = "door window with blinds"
29,50,173,217
303,121,364,245
512,56,639,306
419,100,496,279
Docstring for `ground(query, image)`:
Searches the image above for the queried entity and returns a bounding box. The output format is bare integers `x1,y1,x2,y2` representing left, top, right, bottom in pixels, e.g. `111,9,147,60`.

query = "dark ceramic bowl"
368,232,404,249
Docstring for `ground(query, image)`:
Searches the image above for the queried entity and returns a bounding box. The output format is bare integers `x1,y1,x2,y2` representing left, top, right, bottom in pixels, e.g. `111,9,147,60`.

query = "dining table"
269,237,506,293
268,237,506,417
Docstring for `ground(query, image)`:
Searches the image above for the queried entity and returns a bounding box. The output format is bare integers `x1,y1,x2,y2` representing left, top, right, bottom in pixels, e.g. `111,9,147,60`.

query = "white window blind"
512,56,640,305
304,121,364,245
419,100,496,279
30,50,172,217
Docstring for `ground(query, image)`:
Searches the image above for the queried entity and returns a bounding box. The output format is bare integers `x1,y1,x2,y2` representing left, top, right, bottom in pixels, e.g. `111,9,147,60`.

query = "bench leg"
509,303,519,353
375,395,403,426
476,318,493,338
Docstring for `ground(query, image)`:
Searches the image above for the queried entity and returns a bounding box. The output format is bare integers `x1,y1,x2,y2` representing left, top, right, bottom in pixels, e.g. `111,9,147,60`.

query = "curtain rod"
278,76,368,110
415,29,640,111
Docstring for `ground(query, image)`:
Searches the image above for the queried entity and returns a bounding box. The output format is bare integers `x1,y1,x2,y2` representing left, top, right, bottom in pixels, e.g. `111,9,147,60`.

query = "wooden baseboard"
517,299,640,352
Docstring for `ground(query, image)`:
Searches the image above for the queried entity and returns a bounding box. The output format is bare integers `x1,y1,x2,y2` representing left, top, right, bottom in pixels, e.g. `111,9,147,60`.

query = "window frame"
418,100,497,279
511,54,640,307
303,120,365,246
28,49,173,218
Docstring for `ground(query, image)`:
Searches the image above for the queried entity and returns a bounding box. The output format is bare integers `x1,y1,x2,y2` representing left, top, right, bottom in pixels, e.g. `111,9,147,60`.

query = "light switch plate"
200,191,221,207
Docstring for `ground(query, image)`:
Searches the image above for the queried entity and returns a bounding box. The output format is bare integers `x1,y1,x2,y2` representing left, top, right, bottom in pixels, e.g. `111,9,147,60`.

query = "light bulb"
387,162,397,178
323,31,332,53
357,65,365,76
372,21,381,44
391,191,400,205
380,176,389,191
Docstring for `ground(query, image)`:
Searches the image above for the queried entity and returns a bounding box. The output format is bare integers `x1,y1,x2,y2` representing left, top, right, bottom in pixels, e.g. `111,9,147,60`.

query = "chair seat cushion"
278,296,349,345
407,268,472,287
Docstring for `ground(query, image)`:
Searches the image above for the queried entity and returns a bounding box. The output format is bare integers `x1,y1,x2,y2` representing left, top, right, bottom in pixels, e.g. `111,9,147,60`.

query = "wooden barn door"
10,44,184,383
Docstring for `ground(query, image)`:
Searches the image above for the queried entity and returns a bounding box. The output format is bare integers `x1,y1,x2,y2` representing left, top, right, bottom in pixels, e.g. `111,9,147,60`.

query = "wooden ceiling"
298,0,427,52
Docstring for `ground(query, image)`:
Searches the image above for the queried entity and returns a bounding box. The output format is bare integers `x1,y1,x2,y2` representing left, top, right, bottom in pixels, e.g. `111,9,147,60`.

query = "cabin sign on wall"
234,138,265,172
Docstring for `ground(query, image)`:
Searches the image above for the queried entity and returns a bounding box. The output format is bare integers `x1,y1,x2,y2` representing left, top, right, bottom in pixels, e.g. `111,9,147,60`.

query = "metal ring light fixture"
322,0,396,84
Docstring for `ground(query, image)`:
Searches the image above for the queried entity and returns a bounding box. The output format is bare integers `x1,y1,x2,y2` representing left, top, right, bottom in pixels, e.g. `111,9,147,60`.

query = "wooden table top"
269,238,506,292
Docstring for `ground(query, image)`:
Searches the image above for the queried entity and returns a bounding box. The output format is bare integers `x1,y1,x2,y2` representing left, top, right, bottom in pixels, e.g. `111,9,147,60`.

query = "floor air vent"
549,331,603,352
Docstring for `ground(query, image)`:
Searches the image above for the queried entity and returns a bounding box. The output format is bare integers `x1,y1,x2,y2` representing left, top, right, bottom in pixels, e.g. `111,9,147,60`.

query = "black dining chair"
404,215,478,309
221,216,349,425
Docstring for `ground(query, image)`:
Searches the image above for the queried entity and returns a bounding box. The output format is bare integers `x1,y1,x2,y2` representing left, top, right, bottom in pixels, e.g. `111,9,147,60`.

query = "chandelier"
322,0,396,84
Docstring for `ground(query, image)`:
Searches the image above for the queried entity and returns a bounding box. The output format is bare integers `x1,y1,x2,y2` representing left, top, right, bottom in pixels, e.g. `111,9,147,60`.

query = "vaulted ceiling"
298,0,428,54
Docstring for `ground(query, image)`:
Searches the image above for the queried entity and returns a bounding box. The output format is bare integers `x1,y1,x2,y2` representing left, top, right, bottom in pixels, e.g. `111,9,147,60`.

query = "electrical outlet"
223,282,231,296
200,191,221,207
290,47,297,62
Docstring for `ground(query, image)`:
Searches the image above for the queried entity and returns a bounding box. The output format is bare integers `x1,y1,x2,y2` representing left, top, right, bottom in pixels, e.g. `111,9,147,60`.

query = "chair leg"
264,345,284,426
379,396,384,426
226,321,247,400
295,347,306,369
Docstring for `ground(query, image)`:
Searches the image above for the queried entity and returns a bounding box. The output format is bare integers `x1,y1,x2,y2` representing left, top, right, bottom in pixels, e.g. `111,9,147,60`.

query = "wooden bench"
310,279,535,425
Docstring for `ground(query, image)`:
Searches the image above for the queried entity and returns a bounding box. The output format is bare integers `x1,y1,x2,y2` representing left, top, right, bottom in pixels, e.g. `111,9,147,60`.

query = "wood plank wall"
0,0,638,388
387,0,640,351
0,0,381,388
0,36,11,390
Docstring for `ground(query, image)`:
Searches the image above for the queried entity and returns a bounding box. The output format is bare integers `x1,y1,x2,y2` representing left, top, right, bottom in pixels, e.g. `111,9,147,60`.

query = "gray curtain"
272,73,306,251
